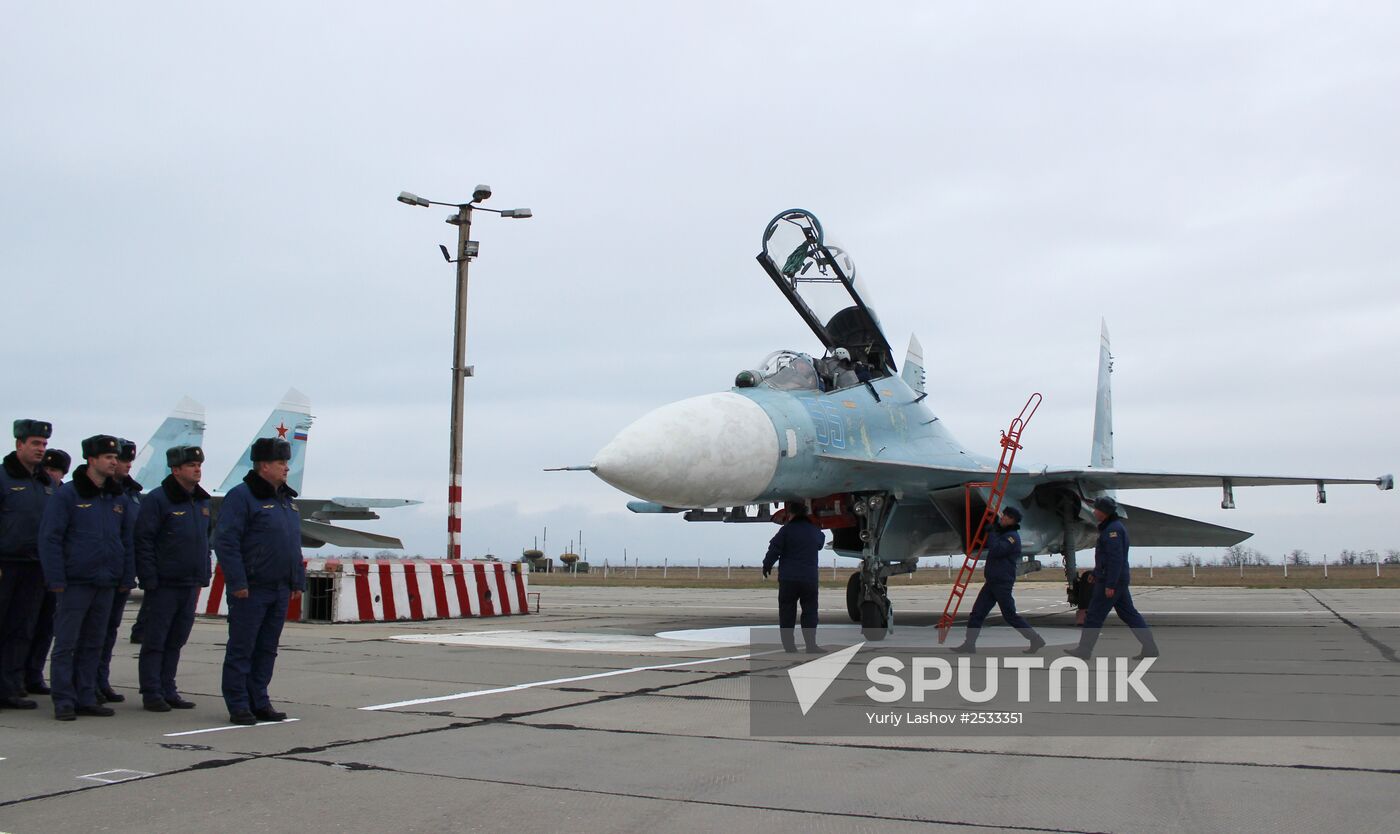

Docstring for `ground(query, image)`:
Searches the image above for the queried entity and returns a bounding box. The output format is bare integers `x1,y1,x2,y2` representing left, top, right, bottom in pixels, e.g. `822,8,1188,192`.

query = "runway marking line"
78,769,153,783
360,651,760,711
163,718,301,737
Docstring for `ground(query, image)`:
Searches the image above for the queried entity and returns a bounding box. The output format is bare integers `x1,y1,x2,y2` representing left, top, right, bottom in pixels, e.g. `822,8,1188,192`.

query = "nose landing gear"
841,493,900,640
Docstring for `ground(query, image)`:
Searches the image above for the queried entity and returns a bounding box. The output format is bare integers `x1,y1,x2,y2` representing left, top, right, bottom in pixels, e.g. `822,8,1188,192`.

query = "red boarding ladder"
936,393,1041,643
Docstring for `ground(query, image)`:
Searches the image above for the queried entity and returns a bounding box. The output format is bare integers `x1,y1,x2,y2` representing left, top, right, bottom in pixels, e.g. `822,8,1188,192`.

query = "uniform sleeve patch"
1108,531,1117,538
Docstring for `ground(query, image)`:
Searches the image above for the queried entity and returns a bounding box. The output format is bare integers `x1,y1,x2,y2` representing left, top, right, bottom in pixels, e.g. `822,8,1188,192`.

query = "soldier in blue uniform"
762,502,826,653
216,437,303,725
952,506,1046,654
134,446,211,712
1065,496,1158,660
22,448,69,695
39,435,136,720
0,419,55,710
95,438,141,704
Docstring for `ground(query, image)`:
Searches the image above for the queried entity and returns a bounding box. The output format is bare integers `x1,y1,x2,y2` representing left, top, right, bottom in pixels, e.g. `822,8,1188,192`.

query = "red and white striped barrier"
196,558,530,622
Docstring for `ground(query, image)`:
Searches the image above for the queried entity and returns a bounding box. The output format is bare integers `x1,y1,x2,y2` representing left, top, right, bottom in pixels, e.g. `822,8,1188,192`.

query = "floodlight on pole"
396,187,532,559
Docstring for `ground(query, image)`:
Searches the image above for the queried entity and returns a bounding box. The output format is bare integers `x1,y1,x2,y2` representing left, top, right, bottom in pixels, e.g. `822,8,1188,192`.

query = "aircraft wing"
1035,469,1393,491
1116,502,1250,547
294,497,422,522
299,519,405,549
814,454,1392,496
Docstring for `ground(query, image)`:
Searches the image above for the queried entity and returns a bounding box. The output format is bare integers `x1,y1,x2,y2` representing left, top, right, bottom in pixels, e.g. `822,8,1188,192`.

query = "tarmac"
1,584,1397,833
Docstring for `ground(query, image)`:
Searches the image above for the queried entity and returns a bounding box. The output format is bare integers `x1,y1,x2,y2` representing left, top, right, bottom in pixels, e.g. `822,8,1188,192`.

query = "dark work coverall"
39,466,136,712
0,452,54,702
1073,514,1157,656
762,517,825,651
960,523,1042,649
215,470,304,715
96,475,142,698
134,475,212,704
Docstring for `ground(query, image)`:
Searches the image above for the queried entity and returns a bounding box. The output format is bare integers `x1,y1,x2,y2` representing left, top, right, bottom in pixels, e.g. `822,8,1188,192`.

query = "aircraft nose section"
593,393,779,508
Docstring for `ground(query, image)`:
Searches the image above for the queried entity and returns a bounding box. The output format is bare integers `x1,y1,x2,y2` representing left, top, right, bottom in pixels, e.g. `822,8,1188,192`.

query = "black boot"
1133,629,1159,660
802,628,824,654
779,629,799,653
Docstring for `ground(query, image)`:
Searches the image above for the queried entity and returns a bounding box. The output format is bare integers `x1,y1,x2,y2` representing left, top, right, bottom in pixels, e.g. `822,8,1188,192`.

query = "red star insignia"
276,422,289,439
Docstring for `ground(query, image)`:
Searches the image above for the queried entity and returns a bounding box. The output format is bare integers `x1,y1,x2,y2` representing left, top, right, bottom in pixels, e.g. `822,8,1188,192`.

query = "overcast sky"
4,2,1396,568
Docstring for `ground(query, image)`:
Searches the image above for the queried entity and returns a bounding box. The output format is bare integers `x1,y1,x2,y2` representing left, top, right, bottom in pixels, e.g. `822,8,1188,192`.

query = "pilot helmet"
832,348,851,362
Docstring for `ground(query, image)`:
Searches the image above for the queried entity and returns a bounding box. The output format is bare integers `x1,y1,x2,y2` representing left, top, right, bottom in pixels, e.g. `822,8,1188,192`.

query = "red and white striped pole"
448,475,462,559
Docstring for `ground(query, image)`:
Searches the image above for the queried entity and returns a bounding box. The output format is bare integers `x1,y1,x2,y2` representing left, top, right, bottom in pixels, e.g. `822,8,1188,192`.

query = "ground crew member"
0,419,55,710
216,437,303,725
952,506,1046,654
23,448,69,695
762,502,825,653
134,446,211,712
39,435,135,720
95,438,141,703
1065,496,1159,660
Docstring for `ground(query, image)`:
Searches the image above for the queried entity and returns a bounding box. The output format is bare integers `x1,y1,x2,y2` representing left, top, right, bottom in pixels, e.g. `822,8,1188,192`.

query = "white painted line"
163,718,300,737
78,769,153,783
360,651,757,711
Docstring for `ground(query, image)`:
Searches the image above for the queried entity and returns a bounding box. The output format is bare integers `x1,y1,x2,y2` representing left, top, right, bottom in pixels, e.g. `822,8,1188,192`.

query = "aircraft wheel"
846,573,862,623
860,600,889,641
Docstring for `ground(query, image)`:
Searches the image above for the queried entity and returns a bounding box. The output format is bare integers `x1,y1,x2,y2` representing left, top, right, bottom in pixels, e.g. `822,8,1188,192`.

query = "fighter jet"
135,389,420,549
579,209,1393,638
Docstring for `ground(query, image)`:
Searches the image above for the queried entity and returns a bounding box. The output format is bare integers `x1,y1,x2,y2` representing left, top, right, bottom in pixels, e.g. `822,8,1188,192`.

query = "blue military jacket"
0,452,54,561
762,518,826,583
38,465,136,589
982,523,1022,585
1093,516,1131,589
215,470,304,593
135,475,213,590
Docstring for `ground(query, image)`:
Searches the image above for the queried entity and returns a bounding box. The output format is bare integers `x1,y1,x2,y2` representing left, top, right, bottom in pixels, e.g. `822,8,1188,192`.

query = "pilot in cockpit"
819,348,870,390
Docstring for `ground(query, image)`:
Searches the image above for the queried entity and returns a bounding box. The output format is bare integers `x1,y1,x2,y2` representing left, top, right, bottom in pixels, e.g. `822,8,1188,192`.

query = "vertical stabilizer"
132,397,207,488
218,388,314,494
1090,320,1114,468
900,334,926,395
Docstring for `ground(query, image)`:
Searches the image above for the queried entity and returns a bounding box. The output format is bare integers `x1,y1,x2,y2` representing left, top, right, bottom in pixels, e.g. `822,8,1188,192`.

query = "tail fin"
900,334,926,395
132,397,207,488
1090,319,1114,469
218,388,314,494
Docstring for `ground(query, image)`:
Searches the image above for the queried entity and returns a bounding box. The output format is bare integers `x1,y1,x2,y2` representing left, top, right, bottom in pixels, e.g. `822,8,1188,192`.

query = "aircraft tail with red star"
217,387,314,495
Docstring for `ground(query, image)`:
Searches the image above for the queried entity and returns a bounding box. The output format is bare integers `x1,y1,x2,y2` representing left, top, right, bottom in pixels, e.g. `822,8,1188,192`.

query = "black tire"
846,573,862,623
860,600,889,640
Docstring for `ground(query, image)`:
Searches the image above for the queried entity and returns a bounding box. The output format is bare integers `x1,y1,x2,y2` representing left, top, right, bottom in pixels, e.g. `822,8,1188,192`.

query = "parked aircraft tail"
900,334,926,396
132,397,207,488
218,387,313,494
1090,319,1114,470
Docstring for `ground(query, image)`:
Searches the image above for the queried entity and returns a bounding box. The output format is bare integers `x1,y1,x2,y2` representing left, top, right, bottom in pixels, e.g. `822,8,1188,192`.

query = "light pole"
397,186,532,559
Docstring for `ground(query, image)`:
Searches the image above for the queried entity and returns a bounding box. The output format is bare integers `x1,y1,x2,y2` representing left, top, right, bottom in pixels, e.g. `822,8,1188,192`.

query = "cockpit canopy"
756,209,897,376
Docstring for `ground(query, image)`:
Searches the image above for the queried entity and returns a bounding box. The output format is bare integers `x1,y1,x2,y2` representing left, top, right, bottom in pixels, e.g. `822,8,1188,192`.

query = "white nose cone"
593,393,779,508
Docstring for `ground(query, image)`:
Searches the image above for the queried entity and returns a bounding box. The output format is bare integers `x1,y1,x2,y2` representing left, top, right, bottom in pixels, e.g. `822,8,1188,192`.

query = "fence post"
697,557,701,579
1191,558,1196,580
832,557,837,580
947,556,952,579
1239,559,1244,580
663,558,668,579
604,559,609,579
1283,557,1287,579
1378,553,1382,578
1149,554,1153,579
1323,552,1328,579
727,558,731,580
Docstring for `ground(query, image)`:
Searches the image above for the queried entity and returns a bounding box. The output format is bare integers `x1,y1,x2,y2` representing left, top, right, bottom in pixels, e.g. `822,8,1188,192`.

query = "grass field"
525,563,1400,590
